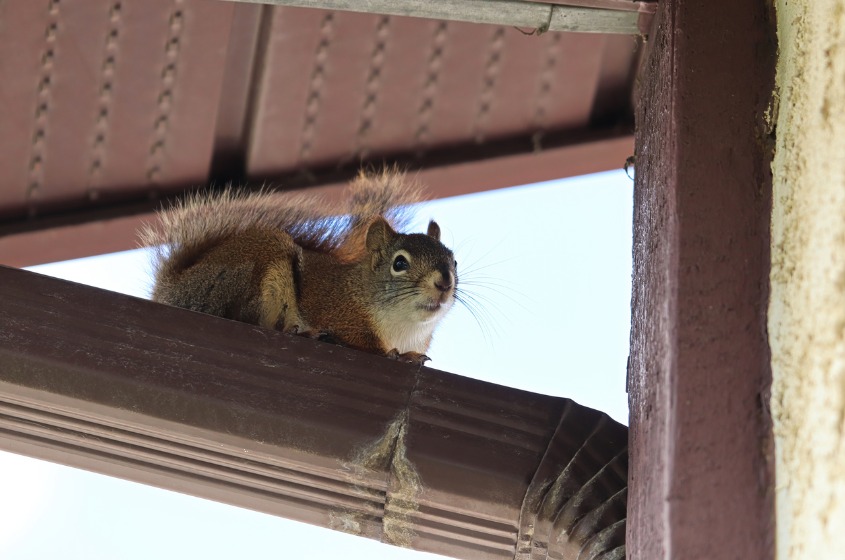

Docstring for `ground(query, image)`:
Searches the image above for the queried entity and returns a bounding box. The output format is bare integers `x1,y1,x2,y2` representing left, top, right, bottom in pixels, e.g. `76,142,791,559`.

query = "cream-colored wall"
770,0,845,558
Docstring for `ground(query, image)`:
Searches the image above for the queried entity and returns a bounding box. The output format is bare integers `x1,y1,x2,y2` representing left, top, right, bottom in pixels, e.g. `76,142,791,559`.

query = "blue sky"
1,169,632,559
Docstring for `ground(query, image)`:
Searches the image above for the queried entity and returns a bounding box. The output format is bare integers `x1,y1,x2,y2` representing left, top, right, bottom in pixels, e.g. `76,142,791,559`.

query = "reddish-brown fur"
141,171,457,363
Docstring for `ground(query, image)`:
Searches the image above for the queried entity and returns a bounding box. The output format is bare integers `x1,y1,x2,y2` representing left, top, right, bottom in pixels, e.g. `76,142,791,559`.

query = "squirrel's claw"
386,349,431,365
286,325,326,339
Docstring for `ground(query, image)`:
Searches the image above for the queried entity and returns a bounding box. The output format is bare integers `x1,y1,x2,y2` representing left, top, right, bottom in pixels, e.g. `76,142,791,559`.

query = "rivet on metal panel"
170,10,184,32
150,141,165,157
107,28,119,47
305,92,320,114
155,116,168,135
45,22,58,41
165,36,180,56
103,55,116,73
161,63,177,83
158,91,173,110
38,76,51,93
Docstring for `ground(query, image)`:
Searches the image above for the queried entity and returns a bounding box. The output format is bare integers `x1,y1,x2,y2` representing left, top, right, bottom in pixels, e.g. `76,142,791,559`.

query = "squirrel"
140,170,457,364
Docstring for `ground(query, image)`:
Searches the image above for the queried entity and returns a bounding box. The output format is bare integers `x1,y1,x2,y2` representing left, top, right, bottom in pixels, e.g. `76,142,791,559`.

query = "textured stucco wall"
770,1,845,558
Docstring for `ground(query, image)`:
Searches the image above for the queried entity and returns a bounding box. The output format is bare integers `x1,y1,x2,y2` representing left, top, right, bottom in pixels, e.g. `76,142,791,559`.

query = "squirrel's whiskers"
140,170,457,365
447,250,526,347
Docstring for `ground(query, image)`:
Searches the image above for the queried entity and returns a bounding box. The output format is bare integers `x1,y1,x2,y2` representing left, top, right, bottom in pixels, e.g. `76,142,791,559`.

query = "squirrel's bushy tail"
345,168,422,227
140,169,423,280
331,168,423,259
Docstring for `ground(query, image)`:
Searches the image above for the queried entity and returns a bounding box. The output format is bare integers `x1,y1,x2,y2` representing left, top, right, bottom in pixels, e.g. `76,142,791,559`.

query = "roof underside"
0,0,645,266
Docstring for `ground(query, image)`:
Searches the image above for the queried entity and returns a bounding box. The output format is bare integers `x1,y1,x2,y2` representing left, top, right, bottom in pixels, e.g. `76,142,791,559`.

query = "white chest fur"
373,304,451,354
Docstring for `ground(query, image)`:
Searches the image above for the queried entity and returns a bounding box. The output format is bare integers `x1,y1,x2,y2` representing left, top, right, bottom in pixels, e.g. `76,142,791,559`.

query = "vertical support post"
628,0,776,558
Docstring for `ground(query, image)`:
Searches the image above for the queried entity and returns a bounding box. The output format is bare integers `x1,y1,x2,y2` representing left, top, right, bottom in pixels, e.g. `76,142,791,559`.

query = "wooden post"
628,0,776,558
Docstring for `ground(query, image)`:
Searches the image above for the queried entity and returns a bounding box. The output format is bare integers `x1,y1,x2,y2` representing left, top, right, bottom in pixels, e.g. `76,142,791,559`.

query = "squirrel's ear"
427,220,441,241
365,218,395,252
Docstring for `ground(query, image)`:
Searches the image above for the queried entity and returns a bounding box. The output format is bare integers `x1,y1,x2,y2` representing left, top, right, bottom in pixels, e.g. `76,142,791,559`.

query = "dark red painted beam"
628,0,775,558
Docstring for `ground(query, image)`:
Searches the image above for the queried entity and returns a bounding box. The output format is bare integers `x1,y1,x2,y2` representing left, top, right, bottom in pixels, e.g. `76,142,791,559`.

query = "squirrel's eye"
454,260,458,269
392,255,410,272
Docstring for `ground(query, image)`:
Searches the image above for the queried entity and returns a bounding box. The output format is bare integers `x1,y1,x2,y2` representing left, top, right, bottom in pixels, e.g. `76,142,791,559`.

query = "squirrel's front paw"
286,325,326,339
386,349,431,365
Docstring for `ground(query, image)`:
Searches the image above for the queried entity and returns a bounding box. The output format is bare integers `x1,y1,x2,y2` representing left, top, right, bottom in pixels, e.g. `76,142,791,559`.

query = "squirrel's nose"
434,272,453,293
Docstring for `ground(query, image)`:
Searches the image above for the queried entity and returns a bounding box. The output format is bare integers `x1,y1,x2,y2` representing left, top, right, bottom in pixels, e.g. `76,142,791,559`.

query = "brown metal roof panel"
85,0,174,193
0,1,639,266
300,11,386,167
476,30,627,143
246,6,324,175
37,1,119,203
350,15,442,160
252,13,571,169
0,0,234,215
422,23,503,148
247,7,387,175
538,33,607,131
251,8,419,174
140,0,234,188
211,3,264,171
472,29,550,142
